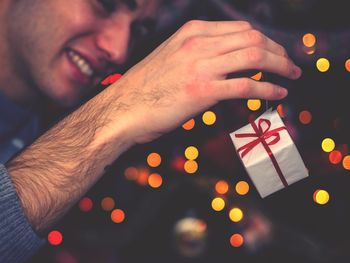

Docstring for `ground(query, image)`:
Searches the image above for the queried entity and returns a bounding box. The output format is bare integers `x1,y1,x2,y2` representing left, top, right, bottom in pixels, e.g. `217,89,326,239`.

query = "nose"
95,18,131,65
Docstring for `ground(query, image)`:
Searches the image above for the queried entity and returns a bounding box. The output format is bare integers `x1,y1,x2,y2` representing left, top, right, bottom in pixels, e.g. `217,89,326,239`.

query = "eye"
97,0,117,12
131,19,156,38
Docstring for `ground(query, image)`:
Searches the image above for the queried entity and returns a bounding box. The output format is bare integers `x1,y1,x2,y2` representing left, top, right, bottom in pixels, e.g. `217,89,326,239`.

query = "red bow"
235,118,289,187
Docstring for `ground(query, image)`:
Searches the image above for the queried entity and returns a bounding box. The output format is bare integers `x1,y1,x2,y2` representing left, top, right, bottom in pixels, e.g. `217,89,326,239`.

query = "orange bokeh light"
230,233,244,247
124,167,138,180
147,152,162,168
299,110,312,124
182,118,195,130
345,59,350,72
302,33,316,47
101,197,115,212
329,150,342,165
148,173,163,188
136,168,150,186
251,72,263,81
235,181,250,195
111,209,125,223
215,180,229,194
184,160,198,174
342,155,350,170
277,104,285,118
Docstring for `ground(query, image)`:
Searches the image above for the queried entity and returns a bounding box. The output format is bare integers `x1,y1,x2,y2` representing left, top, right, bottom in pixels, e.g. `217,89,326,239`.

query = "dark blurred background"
29,0,350,262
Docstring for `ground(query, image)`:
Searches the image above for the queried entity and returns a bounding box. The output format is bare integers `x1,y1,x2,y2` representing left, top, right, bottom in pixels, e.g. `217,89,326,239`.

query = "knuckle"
237,20,253,30
236,78,253,97
247,29,265,46
181,20,203,33
182,36,203,50
246,47,264,63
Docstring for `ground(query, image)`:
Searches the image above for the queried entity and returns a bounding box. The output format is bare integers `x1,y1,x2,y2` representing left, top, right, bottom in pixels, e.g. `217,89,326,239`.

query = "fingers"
204,29,288,58
211,78,288,101
209,47,302,79
176,20,253,38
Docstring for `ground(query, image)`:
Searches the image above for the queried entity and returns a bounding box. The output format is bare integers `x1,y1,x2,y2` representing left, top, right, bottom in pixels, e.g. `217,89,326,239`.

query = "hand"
109,20,302,144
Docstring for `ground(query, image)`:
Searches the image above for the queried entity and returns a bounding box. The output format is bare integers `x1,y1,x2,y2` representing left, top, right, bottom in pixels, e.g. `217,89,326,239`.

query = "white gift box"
230,109,308,198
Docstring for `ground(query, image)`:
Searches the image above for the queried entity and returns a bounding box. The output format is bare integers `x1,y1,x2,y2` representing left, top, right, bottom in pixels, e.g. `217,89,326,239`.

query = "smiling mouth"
67,49,94,78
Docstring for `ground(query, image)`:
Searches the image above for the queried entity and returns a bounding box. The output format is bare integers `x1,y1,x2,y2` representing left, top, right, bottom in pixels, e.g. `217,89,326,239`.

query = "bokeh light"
302,33,316,47
101,197,115,212
182,118,195,130
230,233,244,247
313,190,330,205
215,180,229,194
235,181,250,195
316,58,330,72
342,155,350,170
321,138,335,152
277,104,285,118
124,167,138,180
345,59,350,72
247,99,261,111
48,230,63,246
251,72,263,81
303,46,316,55
329,150,342,164
185,146,199,160
299,110,312,124
184,160,198,174
136,167,150,186
111,209,125,223
229,208,244,222
79,197,93,212
211,197,225,212
147,152,162,168
202,111,216,125
148,173,163,188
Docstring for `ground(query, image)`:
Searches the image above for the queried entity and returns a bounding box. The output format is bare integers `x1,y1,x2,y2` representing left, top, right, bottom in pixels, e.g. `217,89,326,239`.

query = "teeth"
68,50,94,77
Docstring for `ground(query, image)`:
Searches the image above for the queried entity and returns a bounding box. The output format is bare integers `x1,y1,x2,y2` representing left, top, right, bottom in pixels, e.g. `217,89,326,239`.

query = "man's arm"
6,20,302,233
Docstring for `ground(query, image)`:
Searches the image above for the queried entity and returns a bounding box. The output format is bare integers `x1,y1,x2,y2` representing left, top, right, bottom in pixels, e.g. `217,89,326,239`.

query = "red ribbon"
235,118,289,187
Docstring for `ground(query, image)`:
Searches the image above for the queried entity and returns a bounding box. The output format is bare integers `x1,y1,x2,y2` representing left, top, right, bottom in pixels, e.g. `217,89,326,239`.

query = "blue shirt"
0,92,45,263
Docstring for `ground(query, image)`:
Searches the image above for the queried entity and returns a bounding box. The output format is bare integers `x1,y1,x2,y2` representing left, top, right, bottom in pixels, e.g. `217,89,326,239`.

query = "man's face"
5,0,159,107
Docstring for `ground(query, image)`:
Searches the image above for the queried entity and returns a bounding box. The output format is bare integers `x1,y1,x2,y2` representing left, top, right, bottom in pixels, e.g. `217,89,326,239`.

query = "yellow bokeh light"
182,118,195,130
184,160,198,174
211,197,225,211
302,33,316,47
101,197,115,212
316,58,330,72
251,72,263,81
148,173,163,188
230,233,244,247
321,138,335,153
247,99,261,111
229,208,244,222
235,181,249,195
147,152,162,168
185,146,199,160
313,190,330,205
342,155,350,170
215,180,229,195
345,59,350,72
202,111,216,125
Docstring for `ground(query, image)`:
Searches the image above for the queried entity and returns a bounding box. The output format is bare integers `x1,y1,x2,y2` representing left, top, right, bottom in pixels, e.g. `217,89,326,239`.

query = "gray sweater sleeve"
0,164,45,263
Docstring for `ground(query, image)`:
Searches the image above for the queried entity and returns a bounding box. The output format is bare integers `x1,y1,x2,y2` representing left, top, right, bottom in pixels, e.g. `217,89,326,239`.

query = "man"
0,0,302,262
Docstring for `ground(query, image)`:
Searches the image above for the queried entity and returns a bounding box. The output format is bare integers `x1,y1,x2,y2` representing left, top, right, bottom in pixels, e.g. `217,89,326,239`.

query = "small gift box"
230,109,308,198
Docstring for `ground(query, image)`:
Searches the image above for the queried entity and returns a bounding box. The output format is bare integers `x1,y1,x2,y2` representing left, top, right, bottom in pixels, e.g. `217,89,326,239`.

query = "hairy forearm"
6,85,132,233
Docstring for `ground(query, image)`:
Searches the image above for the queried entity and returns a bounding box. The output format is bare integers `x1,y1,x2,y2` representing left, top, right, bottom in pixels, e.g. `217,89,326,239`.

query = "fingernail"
279,87,288,97
293,66,302,78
